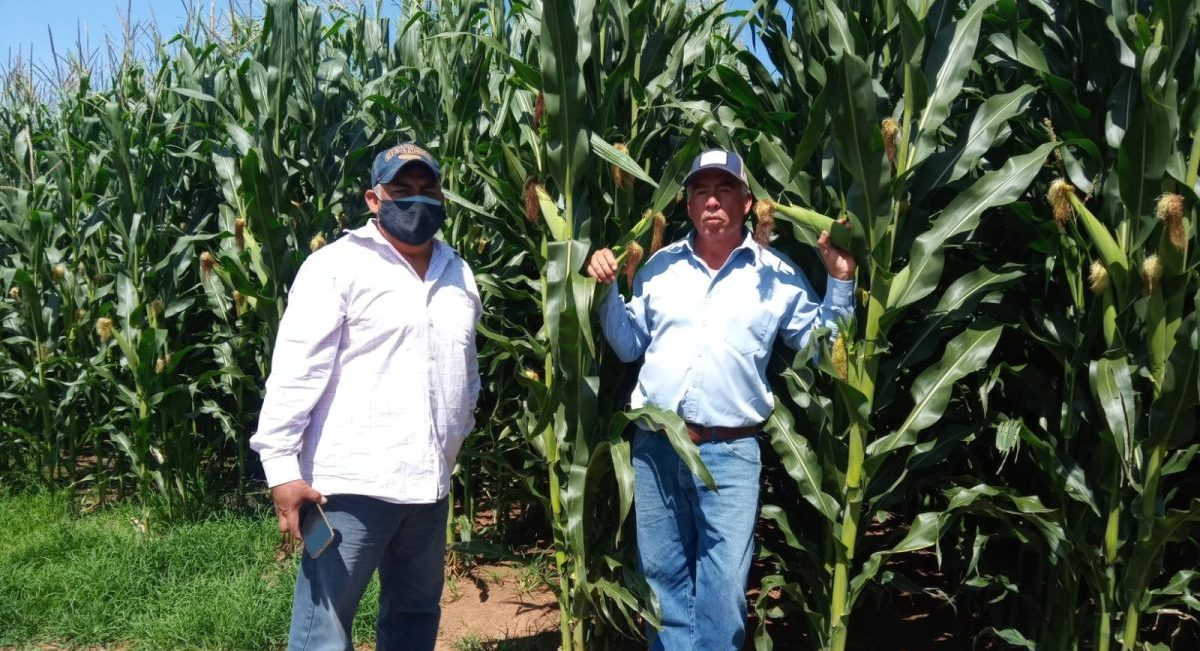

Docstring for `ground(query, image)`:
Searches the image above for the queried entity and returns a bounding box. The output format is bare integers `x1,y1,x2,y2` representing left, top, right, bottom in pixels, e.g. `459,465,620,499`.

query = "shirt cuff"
827,276,855,306
260,454,303,488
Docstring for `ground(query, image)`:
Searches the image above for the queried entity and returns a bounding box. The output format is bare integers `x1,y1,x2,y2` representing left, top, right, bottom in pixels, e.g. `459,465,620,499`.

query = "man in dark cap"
586,149,856,650
251,143,480,650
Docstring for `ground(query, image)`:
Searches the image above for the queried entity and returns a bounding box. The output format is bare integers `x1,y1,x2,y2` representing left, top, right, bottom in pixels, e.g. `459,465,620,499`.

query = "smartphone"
301,503,336,559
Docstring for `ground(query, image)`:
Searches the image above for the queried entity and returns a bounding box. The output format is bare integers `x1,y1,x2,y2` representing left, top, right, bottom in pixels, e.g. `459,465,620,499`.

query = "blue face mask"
376,194,446,245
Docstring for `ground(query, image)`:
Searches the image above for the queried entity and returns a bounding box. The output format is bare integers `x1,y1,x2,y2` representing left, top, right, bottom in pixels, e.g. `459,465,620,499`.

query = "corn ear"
1088,261,1109,294
1047,179,1074,230
767,200,865,261
1141,256,1162,295
832,333,849,380
881,118,899,169
622,242,644,287
1068,193,1127,274
1155,193,1186,252
753,200,775,247
649,212,666,256
95,317,114,343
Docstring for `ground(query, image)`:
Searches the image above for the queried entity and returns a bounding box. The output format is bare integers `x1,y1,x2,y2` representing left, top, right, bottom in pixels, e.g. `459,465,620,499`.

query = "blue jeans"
288,494,448,651
632,428,762,651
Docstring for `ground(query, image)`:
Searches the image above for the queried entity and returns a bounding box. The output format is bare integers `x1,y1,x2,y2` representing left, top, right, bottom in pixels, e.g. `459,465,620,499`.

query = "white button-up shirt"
250,221,481,504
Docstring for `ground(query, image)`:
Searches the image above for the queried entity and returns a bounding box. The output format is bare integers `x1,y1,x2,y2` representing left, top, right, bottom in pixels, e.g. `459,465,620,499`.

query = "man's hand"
586,248,620,284
271,479,326,539
818,219,857,281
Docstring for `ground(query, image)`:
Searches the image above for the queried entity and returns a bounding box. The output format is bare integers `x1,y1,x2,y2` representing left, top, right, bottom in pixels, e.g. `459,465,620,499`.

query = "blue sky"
1,1,774,75
2,1,192,68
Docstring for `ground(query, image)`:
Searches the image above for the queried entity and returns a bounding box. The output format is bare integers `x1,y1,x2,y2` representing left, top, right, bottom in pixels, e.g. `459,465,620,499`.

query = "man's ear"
364,187,381,214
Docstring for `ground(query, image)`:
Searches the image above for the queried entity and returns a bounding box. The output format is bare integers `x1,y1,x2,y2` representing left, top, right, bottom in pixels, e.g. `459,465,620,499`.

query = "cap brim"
682,167,746,188
378,159,440,185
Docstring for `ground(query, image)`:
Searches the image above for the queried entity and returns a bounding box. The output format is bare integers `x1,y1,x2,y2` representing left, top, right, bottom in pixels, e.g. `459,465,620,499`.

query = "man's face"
365,164,443,214
686,169,752,241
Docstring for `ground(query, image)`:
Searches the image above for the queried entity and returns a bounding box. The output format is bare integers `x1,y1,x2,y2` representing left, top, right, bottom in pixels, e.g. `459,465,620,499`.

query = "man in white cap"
586,149,856,650
251,143,481,650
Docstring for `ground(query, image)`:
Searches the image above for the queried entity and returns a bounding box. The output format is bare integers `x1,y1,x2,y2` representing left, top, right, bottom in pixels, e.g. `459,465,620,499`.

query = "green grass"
0,491,382,650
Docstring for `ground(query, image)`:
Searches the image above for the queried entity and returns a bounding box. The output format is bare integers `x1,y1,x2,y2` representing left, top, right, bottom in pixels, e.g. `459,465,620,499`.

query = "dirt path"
433,563,559,650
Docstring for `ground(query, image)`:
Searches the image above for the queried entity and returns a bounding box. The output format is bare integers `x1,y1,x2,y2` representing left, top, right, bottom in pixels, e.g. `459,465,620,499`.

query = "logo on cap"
683,149,748,187
372,144,440,186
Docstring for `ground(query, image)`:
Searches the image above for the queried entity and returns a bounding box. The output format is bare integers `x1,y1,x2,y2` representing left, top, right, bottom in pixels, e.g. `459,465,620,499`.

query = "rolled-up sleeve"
249,254,346,487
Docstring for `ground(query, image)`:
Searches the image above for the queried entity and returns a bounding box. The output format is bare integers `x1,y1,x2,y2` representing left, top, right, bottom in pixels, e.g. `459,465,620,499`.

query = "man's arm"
781,275,855,349
781,227,857,350
587,248,651,362
250,254,345,537
463,282,483,435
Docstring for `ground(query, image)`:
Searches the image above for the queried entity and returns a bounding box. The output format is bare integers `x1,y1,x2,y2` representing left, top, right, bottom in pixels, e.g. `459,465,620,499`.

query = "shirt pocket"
726,310,774,354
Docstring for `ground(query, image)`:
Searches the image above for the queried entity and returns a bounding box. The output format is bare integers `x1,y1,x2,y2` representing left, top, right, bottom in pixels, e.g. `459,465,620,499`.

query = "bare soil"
434,563,559,650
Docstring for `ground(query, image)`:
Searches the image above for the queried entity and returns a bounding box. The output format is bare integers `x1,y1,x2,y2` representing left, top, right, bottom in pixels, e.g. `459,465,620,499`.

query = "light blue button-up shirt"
599,229,855,428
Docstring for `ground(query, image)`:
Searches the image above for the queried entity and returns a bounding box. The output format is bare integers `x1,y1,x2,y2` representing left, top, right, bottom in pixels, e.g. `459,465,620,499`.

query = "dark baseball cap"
682,149,748,188
370,143,441,186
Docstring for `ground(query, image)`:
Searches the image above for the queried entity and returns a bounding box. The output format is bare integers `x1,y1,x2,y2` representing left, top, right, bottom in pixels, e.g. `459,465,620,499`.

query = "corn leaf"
827,51,889,244
889,142,1057,310
766,399,839,523
866,323,1004,465
623,405,715,490
910,0,997,168
913,84,1037,195
1089,356,1138,473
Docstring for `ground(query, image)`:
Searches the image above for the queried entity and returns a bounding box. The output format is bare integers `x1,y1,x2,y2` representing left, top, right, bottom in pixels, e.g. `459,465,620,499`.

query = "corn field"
1,0,1198,648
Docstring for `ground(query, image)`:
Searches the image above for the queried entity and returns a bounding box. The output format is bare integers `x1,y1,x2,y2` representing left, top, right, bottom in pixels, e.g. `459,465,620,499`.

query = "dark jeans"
288,494,449,651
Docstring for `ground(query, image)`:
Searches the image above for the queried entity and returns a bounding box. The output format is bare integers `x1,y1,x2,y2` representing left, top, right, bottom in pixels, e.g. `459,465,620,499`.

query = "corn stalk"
737,1,1065,647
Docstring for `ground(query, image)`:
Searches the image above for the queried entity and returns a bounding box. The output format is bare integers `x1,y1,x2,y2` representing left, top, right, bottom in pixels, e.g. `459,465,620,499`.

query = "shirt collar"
350,219,450,276
682,227,762,266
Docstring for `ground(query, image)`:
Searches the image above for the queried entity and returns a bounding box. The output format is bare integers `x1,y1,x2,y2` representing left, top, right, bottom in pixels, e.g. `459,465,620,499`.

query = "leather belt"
684,422,763,444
